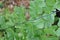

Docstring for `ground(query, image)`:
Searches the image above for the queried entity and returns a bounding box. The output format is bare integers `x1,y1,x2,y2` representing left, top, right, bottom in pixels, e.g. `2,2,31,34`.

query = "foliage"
0,0,60,40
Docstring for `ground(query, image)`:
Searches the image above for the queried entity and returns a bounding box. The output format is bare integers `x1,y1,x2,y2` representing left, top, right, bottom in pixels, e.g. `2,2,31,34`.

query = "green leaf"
0,16,5,25
42,13,55,27
44,27,56,35
56,2,60,10
55,28,60,36
46,0,56,6
6,19,14,27
34,18,44,29
42,6,54,14
6,28,14,40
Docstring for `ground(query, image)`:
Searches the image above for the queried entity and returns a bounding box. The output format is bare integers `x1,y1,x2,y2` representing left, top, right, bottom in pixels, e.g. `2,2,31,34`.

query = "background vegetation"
0,0,60,40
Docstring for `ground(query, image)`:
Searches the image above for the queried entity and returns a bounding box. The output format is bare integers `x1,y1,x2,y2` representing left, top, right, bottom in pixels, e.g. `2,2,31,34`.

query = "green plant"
0,0,60,40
